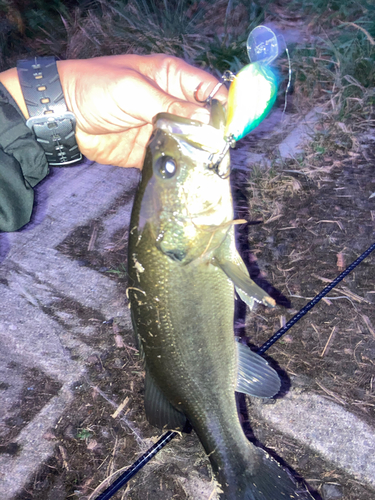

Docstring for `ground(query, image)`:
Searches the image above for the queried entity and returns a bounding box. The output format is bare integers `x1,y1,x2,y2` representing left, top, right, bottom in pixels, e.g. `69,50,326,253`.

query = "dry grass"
247,165,304,223
245,150,375,423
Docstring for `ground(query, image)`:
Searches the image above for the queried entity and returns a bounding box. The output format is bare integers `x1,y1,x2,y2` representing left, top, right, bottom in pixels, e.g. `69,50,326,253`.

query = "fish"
128,100,312,499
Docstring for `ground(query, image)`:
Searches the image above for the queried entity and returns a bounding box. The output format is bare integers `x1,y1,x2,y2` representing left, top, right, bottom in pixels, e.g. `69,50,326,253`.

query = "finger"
118,54,228,105
114,73,211,125
175,66,229,105
76,125,152,169
167,100,211,124
156,55,228,104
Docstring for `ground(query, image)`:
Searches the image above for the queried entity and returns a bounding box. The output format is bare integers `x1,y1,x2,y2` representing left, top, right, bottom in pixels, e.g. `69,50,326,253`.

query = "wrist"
0,62,74,121
16,57,82,165
0,67,29,119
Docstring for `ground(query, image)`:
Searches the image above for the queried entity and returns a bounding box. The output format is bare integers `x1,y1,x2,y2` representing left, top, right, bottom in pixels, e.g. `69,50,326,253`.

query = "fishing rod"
94,432,176,500
93,241,375,500
257,240,375,354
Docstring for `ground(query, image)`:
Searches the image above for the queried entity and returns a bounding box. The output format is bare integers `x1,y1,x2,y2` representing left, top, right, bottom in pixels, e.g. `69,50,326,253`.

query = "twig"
338,286,370,304
316,382,346,405
361,315,375,339
88,463,133,500
320,326,337,357
88,224,99,251
316,220,344,230
91,386,143,444
111,397,130,419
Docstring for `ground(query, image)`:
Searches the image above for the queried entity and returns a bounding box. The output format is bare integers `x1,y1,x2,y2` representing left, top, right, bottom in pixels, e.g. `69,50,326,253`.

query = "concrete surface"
0,161,139,499
278,107,324,159
252,391,375,488
231,107,324,172
0,127,374,499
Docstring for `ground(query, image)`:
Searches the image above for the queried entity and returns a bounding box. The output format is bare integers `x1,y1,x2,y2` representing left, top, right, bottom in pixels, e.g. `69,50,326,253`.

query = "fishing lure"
195,26,289,175
225,25,279,142
224,61,278,141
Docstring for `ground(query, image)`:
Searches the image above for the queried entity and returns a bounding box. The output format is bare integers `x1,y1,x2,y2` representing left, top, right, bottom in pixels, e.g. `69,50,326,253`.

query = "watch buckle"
26,111,77,131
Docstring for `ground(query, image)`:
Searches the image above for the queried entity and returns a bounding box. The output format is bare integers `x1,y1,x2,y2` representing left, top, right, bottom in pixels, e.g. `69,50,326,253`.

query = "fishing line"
93,241,375,500
281,42,292,117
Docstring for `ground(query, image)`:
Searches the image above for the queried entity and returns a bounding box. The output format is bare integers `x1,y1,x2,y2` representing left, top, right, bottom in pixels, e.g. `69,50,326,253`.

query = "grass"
290,0,374,126
0,0,264,70
77,428,93,440
1,0,373,113
289,0,373,24
1,0,372,125
105,263,128,278
246,164,304,224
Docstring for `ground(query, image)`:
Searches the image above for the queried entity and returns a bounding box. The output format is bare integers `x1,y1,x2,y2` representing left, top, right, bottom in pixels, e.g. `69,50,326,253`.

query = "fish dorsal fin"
144,370,189,432
236,341,281,398
214,256,275,310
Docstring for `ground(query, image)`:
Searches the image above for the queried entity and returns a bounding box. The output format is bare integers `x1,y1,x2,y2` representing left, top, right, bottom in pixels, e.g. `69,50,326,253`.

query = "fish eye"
155,156,177,179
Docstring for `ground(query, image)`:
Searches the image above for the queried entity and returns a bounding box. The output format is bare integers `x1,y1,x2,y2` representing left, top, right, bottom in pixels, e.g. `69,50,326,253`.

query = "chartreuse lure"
194,26,283,176
224,25,280,142
224,61,278,142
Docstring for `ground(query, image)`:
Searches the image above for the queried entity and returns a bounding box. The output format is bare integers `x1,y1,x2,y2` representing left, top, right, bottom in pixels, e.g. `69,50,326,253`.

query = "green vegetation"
292,8,374,110
0,0,373,143
76,428,93,440
105,263,127,278
0,0,265,69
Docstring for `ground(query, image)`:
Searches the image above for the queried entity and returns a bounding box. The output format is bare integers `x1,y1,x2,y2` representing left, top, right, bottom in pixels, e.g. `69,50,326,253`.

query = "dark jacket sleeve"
0,82,49,232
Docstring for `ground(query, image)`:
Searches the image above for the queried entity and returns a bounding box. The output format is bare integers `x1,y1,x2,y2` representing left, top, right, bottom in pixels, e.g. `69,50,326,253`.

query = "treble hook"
194,71,237,178
206,134,236,179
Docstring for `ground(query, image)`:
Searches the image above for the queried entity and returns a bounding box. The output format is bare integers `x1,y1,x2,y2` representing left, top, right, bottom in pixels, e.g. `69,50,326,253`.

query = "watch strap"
17,57,82,166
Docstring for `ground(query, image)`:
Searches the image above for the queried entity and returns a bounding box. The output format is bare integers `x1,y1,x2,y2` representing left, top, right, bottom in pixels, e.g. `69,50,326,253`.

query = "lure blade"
247,25,279,65
224,62,278,142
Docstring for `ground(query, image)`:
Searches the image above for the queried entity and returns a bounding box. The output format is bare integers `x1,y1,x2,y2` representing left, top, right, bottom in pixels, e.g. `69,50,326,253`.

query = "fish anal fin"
236,342,281,398
144,371,189,432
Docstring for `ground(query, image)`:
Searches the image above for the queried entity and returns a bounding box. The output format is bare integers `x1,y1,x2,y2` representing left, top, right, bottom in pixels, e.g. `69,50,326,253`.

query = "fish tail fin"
216,446,313,500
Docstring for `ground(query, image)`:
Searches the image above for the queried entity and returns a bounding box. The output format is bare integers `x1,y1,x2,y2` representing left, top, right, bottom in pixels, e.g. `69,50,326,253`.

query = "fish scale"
128,101,313,499
134,241,235,403
131,248,244,473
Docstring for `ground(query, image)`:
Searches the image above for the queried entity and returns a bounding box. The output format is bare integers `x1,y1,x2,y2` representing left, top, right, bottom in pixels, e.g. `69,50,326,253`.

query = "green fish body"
128,101,311,499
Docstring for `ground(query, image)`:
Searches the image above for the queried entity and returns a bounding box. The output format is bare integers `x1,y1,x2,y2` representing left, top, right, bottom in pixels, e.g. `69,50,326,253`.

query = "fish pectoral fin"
236,341,281,398
144,371,189,432
214,255,275,310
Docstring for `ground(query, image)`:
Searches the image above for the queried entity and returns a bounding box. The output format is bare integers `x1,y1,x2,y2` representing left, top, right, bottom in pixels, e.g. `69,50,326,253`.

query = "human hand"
57,54,227,168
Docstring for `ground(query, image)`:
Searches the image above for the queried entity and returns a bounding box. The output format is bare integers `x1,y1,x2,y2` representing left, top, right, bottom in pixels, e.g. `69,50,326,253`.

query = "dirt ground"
233,121,375,500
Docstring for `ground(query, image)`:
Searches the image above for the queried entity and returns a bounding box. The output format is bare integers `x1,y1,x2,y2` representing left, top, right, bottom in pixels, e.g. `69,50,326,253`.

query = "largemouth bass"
128,100,311,499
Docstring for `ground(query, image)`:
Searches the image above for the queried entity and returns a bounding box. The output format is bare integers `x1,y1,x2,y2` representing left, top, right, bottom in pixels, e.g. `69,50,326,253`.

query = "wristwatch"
17,56,82,166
